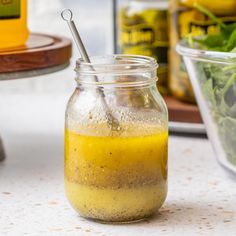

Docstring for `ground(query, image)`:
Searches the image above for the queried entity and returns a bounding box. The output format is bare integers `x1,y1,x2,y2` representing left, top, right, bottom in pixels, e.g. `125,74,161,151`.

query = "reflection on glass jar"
64,55,168,223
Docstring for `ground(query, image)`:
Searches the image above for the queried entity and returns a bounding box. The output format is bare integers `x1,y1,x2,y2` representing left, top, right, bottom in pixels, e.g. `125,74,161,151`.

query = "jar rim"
76,54,158,72
75,54,158,87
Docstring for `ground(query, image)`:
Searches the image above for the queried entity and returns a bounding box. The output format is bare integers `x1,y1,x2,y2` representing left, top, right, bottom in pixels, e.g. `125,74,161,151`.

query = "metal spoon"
61,9,120,131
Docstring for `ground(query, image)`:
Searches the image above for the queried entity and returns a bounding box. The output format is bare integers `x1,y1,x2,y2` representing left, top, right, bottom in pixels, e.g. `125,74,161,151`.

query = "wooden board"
0,33,72,73
164,95,203,124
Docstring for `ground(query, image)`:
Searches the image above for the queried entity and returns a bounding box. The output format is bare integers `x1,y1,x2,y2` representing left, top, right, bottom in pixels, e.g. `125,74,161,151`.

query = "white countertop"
0,93,236,236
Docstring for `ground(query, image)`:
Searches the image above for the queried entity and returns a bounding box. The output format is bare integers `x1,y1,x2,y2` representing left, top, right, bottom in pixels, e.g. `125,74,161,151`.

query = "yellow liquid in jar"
65,124,168,222
0,0,29,50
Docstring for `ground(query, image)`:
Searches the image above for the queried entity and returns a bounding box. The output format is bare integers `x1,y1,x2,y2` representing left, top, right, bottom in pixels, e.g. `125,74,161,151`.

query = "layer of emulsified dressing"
65,124,168,222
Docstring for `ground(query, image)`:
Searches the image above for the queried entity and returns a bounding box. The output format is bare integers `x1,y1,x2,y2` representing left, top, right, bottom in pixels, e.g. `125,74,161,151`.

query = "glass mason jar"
65,55,168,223
169,0,236,103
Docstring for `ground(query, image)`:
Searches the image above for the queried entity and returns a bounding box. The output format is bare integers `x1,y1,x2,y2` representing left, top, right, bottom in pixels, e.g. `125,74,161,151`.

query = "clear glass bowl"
177,41,236,178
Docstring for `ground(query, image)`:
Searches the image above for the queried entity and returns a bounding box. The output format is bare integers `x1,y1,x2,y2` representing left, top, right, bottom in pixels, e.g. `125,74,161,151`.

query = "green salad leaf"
218,117,236,166
193,3,236,52
225,28,236,51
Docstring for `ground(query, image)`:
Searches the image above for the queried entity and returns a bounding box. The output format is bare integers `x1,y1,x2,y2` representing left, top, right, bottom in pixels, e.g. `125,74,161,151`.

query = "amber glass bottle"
0,0,29,50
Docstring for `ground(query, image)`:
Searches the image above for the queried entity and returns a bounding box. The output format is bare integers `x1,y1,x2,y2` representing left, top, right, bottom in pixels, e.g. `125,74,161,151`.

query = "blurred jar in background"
169,0,236,103
0,0,29,49
117,0,169,95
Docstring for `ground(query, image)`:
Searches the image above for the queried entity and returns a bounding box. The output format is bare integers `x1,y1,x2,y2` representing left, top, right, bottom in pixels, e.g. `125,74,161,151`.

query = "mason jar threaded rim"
75,54,159,87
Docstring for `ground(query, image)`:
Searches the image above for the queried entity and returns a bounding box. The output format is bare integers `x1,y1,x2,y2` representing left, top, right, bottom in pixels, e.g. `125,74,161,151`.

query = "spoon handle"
61,9,91,63
61,9,120,131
